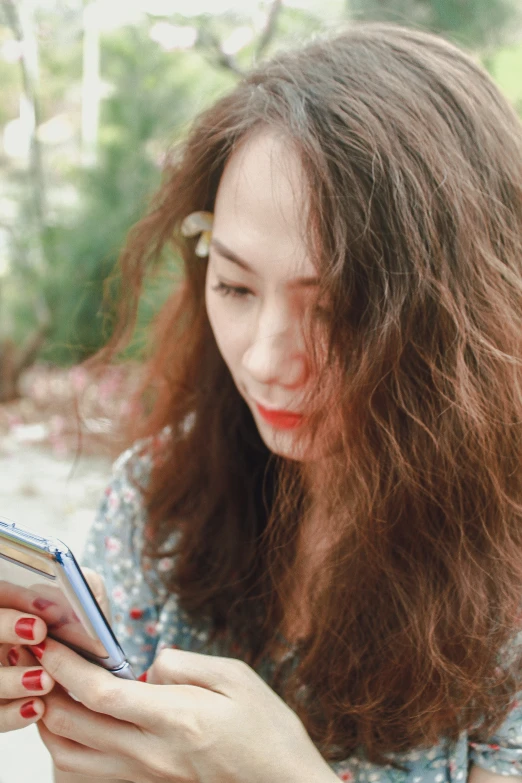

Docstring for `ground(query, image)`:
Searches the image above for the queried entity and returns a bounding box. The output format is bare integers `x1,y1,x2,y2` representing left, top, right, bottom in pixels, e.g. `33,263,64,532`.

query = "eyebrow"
210,238,319,288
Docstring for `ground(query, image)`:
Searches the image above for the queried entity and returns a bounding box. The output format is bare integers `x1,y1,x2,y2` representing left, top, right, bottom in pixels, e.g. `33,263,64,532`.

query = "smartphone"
0,517,135,680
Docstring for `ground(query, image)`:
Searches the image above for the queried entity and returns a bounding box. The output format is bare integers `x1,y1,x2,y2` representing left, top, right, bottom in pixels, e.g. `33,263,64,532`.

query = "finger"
0,644,37,668
0,582,62,625
0,643,11,667
35,637,147,723
81,568,111,621
0,581,38,612
26,584,71,627
38,721,128,780
42,685,139,755
9,646,36,668
148,647,253,694
47,615,107,657
0,645,35,707
37,637,210,732
0,609,47,645
0,696,45,732
0,665,54,699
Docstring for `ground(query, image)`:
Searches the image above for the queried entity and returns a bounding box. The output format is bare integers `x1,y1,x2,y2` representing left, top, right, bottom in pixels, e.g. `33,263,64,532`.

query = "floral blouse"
82,442,522,783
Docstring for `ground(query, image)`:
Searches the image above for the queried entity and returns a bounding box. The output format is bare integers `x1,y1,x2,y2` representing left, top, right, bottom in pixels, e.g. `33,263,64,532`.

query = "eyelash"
211,282,251,299
211,280,331,320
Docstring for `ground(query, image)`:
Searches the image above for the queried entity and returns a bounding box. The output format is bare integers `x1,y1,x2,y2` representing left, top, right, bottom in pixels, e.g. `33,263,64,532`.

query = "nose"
242,307,308,390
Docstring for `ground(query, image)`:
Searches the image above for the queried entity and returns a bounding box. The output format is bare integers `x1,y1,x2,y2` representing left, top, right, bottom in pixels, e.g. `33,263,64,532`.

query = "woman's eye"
211,282,251,299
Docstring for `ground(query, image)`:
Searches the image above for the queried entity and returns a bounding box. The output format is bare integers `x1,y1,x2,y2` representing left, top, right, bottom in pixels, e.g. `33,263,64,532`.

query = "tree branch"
196,27,246,77
0,0,52,373
0,0,21,39
255,0,284,60
1,0,48,266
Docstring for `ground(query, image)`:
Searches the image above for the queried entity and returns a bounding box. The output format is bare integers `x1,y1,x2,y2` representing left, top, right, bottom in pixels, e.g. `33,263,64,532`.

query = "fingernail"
20,700,38,719
32,598,56,611
47,616,69,632
22,670,45,691
7,647,19,666
31,641,46,660
137,671,148,682
15,618,37,640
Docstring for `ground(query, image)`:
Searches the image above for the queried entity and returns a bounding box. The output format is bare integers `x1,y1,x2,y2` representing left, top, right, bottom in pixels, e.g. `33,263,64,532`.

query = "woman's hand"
37,640,338,783
0,566,107,734
0,590,56,730
80,567,112,624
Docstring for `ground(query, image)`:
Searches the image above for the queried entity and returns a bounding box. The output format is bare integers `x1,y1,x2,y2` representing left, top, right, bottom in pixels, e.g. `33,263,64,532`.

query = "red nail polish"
7,647,19,666
22,670,44,691
31,641,46,660
137,671,148,682
20,700,38,719
32,598,56,612
47,616,69,632
15,618,37,641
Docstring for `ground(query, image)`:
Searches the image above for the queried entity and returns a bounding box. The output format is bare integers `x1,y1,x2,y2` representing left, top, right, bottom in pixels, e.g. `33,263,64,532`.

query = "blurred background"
0,0,521,453
0,1,521,781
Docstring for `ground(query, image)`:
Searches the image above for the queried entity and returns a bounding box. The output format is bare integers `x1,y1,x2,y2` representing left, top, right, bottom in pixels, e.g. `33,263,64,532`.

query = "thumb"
81,567,112,623
147,647,246,695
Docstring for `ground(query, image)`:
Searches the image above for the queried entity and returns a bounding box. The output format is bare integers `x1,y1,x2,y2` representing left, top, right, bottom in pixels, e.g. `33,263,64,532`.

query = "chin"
255,417,309,462
260,420,340,464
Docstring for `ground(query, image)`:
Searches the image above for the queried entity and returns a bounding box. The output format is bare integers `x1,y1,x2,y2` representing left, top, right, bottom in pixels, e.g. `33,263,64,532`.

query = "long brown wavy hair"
102,24,522,765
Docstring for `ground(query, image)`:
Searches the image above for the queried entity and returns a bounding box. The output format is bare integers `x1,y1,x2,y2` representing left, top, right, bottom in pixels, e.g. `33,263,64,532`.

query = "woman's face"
205,129,329,461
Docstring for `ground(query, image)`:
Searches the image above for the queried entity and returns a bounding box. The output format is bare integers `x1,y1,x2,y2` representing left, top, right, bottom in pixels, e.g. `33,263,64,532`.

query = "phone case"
0,517,135,680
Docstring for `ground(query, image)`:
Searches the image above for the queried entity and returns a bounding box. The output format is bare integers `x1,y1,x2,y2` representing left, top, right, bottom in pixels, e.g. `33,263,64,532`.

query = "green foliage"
487,42,522,115
264,5,331,50
34,24,233,364
38,23,83,113
348,0,519,48
1,3,521,371
0,33,21,126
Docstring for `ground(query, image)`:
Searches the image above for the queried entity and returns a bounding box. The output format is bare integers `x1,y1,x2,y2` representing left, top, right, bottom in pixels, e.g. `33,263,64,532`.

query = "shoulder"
83,430,175,588
111,427,173,489
86,428,172,550
107,416,193,509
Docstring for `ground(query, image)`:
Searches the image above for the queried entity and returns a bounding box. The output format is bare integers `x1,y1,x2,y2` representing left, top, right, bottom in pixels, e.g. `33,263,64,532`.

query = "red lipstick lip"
255,403,304,430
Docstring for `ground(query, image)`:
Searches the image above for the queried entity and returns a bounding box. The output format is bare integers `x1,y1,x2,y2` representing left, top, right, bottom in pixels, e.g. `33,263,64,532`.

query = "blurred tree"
37,23,235,364
0,0,53,401
0,0,520,394
193,0,284,76
3,3,287,373
0,27,22,127
346,0,519,48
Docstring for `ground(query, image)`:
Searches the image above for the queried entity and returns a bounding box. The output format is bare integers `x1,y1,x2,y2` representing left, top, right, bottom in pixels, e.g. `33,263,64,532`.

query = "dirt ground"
0,365,124,783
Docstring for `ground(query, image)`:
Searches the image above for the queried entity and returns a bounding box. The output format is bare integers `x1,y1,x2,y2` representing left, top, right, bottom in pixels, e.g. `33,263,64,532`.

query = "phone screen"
0,546,109,659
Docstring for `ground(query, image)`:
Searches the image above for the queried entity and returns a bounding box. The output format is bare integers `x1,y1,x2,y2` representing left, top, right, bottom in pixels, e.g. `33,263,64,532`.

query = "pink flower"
69,366,88,392
112,587,124,604
104,536,121,554
108,494,120,511
158,557,173,573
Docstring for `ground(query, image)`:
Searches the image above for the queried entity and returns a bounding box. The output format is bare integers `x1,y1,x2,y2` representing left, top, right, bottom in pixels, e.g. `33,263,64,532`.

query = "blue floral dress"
82,442,522,783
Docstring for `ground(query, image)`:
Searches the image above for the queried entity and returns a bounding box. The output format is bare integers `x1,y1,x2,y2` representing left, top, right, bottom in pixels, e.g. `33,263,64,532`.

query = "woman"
1,22,522,783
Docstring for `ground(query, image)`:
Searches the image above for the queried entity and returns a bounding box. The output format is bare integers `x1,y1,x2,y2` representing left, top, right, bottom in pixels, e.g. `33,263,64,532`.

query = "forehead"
213,129,316,279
